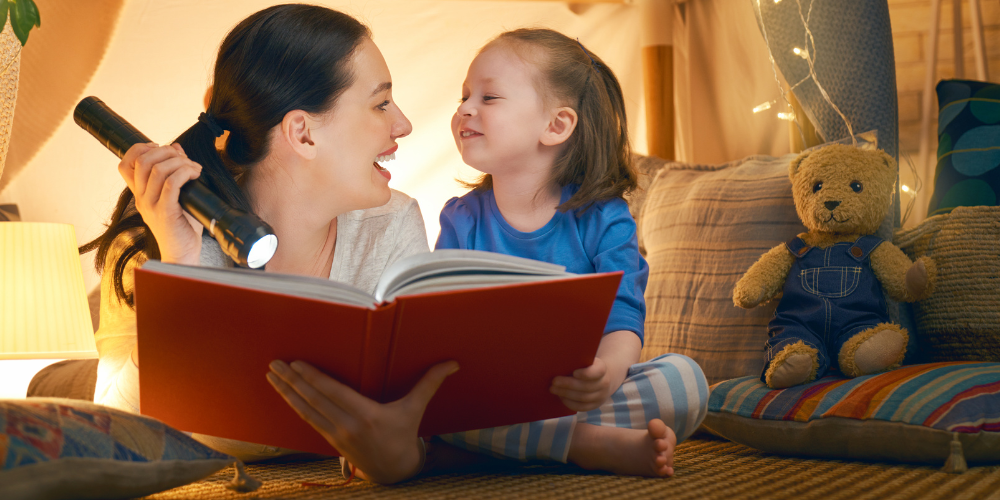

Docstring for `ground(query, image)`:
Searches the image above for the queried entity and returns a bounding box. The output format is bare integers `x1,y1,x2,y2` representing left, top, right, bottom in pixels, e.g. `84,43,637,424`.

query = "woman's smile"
374,144,397,180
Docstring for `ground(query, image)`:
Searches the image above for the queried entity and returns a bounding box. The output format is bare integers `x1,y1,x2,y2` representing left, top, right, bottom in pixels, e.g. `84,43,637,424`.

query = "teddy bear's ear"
876,149,897,172
788,150,812,179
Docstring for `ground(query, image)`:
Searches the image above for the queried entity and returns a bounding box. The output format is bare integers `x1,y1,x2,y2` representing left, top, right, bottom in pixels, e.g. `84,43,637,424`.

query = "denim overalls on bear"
761,235,890,382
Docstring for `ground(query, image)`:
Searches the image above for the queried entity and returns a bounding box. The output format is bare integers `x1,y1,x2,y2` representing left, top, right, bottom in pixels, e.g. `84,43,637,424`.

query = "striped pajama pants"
436,353,709,463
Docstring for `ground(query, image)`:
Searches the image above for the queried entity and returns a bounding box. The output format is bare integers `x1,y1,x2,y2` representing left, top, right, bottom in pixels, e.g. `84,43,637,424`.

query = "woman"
86,4,455,484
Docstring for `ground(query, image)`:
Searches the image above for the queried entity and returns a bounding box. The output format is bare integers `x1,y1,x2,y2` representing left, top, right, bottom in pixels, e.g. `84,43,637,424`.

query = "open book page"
373,249,573,302
140,260,379,309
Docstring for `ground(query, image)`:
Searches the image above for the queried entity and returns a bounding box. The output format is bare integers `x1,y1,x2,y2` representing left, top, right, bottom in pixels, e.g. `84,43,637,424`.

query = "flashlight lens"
247,234,278,269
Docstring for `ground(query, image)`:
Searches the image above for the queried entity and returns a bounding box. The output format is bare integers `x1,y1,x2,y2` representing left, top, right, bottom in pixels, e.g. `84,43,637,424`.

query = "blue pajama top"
435,184,649,344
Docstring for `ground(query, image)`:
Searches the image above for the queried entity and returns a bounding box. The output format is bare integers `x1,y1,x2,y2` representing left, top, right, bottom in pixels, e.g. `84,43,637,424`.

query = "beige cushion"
637,154,806,384
26,359,98,401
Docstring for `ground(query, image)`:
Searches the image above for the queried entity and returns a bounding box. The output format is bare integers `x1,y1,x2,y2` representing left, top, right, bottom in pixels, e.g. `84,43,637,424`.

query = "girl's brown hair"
464,28,637,212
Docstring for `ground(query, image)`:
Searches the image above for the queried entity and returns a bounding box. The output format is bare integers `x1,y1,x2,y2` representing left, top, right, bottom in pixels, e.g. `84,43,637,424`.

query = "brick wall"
889,0,999,225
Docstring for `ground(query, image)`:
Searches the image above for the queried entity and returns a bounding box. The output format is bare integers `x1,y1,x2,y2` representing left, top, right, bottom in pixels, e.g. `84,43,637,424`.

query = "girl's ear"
540,107,578,146
280,110,317,160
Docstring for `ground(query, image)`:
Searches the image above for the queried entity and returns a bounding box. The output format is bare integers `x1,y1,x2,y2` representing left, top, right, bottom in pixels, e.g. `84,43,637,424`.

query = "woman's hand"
267,359,459,484
118,142,204,265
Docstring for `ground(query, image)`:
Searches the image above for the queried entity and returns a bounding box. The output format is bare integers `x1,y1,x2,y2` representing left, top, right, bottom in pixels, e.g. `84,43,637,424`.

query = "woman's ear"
540,107,578,147
280,110,317,160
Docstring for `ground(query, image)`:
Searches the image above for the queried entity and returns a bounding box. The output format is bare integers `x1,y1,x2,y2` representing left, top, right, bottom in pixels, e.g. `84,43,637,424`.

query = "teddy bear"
733,144,937,389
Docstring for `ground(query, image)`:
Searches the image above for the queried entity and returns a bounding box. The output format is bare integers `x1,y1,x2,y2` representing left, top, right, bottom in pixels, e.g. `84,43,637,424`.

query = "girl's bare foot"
566,419,676,477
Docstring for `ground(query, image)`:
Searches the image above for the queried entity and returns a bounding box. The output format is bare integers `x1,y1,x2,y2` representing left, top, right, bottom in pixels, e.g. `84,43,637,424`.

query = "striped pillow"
637,154,807,384
703,362,1000,464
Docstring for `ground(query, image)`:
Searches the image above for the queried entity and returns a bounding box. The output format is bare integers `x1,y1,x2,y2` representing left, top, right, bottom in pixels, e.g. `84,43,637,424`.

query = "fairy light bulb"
753,101,774,113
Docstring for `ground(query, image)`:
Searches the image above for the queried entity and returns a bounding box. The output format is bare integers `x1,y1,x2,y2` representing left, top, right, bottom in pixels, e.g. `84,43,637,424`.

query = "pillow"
637,153,807,384
636,132,914,385
702,362,1000,465
894,205,1000,361
0,398,260,500
27,360,99,401
927,79,1000,217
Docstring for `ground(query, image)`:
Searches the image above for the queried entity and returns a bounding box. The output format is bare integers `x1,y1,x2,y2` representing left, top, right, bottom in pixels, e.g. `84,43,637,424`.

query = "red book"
135,250,621,455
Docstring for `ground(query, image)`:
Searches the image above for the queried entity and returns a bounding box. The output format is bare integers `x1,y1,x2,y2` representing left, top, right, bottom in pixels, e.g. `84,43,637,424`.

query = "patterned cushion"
0,398,258,500
927,79,1000,216
703,362,1000,464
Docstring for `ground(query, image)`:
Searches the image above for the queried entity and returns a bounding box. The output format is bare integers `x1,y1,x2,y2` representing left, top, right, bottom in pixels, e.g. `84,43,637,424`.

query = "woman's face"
310,37,411,211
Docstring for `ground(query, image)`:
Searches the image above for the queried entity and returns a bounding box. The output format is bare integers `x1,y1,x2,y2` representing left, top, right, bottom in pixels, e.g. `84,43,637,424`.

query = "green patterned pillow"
0,398,260,500
928,79,1000,216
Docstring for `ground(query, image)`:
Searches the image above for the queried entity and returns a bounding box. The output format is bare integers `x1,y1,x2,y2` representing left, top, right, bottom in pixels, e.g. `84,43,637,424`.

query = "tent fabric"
0,0,791,291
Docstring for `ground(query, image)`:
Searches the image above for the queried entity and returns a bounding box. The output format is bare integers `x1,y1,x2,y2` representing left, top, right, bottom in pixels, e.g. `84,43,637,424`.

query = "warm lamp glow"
0,222,97,359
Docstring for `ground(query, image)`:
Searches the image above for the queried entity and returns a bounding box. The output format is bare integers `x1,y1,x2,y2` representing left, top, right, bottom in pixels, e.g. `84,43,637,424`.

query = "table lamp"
0,222,97,397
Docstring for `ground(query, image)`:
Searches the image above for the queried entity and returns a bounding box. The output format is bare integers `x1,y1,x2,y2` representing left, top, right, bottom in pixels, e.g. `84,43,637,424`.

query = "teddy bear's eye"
812,182,823,193
850,181,863,193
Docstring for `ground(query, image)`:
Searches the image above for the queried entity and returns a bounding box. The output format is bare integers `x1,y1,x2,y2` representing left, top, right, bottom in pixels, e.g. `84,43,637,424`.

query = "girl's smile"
451,46,550,174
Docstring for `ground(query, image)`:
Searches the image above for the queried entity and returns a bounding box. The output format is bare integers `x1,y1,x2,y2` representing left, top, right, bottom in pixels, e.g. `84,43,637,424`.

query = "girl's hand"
118,142,203,265
550,357,613,412
267,359,459,484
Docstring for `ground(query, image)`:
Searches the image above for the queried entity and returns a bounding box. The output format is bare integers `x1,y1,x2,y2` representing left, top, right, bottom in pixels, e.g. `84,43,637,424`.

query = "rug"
143,436,1000,500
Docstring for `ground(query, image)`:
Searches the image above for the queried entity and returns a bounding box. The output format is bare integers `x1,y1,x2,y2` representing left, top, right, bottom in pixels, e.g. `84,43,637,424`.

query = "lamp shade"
0,222,97,359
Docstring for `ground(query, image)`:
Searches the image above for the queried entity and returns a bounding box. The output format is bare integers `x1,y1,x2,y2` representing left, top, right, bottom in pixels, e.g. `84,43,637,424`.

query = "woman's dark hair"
80,4,371,307
463,28,637,212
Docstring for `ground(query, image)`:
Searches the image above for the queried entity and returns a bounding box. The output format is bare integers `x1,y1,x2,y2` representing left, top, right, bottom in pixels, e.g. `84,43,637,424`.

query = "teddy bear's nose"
825,201,841,211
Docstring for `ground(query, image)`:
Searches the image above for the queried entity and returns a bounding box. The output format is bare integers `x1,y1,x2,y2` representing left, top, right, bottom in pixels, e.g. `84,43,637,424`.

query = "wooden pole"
953,0,964,78
639,0,674,160
916,0,942,222
969,0,989,81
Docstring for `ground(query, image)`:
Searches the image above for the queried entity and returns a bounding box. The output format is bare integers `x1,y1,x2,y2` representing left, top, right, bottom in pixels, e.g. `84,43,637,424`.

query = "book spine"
358,302,397,401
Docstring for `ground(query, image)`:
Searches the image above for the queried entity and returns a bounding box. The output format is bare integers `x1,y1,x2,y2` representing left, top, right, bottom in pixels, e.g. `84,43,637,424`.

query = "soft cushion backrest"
638,154,806,384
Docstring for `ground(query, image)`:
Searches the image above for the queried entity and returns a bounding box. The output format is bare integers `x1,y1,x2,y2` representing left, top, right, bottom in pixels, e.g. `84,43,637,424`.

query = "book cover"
135,262,621,455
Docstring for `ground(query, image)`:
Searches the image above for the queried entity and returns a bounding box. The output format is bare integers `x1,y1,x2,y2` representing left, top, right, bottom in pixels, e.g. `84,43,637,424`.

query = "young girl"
434,29,709,477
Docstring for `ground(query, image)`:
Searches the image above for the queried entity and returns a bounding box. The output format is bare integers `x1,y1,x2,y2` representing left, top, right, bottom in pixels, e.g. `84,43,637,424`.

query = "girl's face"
310,37,412,211
452,46,552,175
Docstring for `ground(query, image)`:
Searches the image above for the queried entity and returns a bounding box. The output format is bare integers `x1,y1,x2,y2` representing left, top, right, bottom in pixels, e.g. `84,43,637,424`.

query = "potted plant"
0,0,40,183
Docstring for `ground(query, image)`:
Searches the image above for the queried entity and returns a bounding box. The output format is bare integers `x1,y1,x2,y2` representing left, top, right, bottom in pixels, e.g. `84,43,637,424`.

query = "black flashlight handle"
74,96,276,268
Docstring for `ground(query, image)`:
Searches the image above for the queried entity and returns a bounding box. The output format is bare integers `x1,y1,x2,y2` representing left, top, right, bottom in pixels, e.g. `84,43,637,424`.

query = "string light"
755,0,810,146
793,0,856,145
757,0,858,148
753,101,774,113
899,152,923,226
